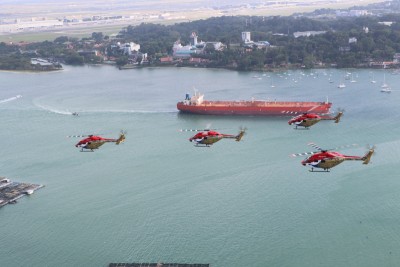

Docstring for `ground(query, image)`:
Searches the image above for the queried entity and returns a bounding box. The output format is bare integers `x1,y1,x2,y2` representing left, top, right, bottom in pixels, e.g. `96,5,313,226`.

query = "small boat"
72,112,79,116
25,190,34,195
380,87,392,93
371,73,376,83
381,74,389,90
337,83,346,89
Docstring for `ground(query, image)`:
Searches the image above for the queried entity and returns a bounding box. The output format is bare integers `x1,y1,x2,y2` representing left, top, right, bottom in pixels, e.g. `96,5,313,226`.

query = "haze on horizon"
1,0,386,19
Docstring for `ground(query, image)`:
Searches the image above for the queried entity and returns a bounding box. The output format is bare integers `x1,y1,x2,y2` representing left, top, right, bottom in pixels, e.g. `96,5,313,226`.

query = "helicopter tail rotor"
334,110,343,123
116,130,127,145
362,145,375,164
235,127,247,142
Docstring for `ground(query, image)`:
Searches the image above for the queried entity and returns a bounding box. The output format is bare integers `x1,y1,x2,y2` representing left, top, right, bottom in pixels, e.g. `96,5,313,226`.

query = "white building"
242,32,251,43
349,37,357,44
293,31,326,38
242,31,270,48
119,42,140,55
190,32,198,46
173,41,198,58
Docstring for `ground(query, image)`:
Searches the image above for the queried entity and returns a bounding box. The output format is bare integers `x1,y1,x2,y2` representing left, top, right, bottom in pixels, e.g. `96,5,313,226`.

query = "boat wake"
34,103,176,115
34,103,74,115
0,95,22,104
84,109,178,114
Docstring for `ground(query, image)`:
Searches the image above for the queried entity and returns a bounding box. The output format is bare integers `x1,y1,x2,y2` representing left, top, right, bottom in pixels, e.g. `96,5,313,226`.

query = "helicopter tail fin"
362,148,374,164
235,128,246,142
116,132,126,145
334,112,343,123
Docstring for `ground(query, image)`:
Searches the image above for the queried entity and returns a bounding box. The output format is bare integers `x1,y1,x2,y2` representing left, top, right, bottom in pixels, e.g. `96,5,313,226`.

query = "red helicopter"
288,109,343,129
70,131,126,152
291,143,375,172
180,127,246,147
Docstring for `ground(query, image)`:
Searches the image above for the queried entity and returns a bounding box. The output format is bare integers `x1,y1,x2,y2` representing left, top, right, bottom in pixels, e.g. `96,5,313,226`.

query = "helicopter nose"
301,160,306,166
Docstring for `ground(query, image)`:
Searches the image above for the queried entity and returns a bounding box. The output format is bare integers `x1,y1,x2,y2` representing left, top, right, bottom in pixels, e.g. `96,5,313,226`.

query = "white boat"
381,73,389,89
380,86,392,93
371,73,376,83
337,83,346,88
25,190,34,195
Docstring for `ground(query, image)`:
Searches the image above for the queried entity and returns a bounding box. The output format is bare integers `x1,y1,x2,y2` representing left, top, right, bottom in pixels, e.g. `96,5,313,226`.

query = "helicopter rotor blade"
290,151,318,157
67,134,90,138
307,105,320,113
308,142,358,151
67,132,106,138
308,142,324,151
337,107,345,113
281,110,301,115
179,127,229,132
179,129,208,132
329,143,358,151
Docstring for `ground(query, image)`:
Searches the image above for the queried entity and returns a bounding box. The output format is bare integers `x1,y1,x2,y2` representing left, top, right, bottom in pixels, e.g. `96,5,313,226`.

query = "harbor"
0,177,44,208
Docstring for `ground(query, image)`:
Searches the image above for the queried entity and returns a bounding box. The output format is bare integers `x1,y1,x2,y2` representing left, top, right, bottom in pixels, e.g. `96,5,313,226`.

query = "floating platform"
0,177,44,208
109,264,209,267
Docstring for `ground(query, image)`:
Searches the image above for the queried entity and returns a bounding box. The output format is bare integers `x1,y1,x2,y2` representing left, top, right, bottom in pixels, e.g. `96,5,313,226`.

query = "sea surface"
1,65,400,267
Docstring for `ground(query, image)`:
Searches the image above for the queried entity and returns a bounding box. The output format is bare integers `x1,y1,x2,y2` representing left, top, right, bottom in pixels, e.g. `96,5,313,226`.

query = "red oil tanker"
177,91,332,116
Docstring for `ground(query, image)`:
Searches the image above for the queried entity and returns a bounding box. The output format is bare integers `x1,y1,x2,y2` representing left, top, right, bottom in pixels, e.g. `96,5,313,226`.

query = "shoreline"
0,68,63,74
2,62,398,73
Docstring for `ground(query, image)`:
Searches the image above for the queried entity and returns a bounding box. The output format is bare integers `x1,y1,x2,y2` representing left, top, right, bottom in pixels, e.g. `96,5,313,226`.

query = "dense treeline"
119,14,400,69
2,13,400,70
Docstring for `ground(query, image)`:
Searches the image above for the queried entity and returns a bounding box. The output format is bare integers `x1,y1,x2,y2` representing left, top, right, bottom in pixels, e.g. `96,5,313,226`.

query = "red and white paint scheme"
180,128,245,147
292,143,374,172
73,133,126,152
288,111,343,129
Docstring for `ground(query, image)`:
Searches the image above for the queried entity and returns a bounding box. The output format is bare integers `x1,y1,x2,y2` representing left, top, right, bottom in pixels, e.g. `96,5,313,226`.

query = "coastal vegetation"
1,11,400,71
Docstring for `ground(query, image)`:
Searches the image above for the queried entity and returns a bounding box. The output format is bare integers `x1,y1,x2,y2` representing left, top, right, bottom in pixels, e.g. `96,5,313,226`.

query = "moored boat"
177,91,332,116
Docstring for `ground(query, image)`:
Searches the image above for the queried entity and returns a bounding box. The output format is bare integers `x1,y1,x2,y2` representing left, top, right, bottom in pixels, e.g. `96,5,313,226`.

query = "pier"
0,177,44,208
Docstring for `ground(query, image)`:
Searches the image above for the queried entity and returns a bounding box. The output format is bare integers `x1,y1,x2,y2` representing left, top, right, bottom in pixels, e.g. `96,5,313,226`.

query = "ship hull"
177,101,332,116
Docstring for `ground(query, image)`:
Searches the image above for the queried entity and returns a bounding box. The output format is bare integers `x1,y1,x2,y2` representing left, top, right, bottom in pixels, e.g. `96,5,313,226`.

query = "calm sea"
1,65,400,267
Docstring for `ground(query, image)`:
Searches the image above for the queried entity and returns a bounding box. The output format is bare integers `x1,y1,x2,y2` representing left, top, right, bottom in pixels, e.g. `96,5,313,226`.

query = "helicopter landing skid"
309,169,330,172
294,127,310,130
194,145,211,148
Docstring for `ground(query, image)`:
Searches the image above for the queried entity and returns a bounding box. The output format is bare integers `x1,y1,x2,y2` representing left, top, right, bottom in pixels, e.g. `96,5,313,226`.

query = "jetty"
109,264,209,267
0,177,44,208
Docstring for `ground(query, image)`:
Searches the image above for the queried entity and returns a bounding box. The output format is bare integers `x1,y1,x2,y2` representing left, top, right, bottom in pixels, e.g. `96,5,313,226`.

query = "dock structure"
0,177,44,208
109,264,209,267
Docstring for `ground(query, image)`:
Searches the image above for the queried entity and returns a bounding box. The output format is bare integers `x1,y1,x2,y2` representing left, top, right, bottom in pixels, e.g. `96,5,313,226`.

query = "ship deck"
192,100,329,107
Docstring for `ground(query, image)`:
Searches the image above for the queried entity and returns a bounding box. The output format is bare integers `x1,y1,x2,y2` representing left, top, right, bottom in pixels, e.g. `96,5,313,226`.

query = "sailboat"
270,77,275,88
350,74,357,83
337,78,346,88
380,73,391,93
370,73,376,83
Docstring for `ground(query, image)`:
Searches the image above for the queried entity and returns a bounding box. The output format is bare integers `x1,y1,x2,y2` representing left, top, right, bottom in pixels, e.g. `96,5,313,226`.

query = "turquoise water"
1,66,400,267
